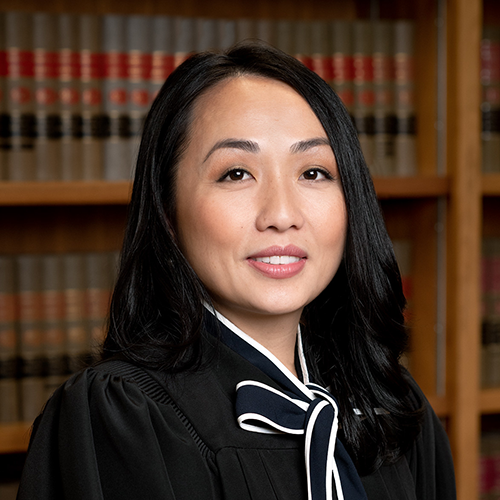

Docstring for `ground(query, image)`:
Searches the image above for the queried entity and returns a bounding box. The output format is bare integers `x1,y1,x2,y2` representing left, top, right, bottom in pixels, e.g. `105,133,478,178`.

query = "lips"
247,245,307,279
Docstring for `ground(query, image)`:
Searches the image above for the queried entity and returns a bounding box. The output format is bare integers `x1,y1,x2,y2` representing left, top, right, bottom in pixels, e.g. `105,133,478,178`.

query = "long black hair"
103,42,422,474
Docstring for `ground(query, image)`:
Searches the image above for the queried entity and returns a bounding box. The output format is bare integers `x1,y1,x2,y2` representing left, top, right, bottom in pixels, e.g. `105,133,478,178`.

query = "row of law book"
482,25,500,173
0,11,417,182
0,251,118,423
481,237,500,388
481,430,500,499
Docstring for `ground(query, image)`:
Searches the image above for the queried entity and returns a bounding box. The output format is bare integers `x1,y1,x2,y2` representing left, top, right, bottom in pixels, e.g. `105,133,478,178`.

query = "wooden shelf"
0,423,32,454
373,176,450,199
0,177,449,206
482,174,500,196
480,388,500,414
0,181,132,206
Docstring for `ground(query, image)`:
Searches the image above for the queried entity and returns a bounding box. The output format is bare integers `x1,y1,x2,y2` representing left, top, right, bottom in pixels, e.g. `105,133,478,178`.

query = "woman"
18,43,456,500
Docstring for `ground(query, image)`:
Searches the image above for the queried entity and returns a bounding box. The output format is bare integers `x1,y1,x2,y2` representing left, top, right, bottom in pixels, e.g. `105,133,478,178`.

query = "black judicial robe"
17,334,456,500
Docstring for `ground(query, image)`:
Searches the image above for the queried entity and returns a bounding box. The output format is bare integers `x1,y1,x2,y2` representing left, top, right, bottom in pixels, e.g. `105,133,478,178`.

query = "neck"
211,304,301,378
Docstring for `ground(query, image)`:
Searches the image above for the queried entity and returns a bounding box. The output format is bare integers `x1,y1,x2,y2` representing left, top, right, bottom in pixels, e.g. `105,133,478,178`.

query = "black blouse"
18,331,456,500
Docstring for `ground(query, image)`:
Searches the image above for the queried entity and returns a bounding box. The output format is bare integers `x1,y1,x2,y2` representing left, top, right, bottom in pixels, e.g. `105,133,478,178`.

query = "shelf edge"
479,388,500,414
0,422,32,454
373,176,450,199
482,174,500,196
0,181,132,206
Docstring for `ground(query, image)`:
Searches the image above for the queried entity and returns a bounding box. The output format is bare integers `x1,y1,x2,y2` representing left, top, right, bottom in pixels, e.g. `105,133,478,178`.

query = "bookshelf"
0,0,494,499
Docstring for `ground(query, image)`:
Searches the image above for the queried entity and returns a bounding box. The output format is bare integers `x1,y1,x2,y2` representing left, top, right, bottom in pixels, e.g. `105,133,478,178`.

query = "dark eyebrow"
203,139,260,163
289,137,331,154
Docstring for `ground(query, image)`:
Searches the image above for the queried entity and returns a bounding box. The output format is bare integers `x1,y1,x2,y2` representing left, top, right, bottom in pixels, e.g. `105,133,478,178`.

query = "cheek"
177,195,248,265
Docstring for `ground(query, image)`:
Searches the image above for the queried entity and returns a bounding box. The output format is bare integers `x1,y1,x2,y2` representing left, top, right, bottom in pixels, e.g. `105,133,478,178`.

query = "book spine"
34,13,61,181
0,12,7,180
86,252,112,363
276,19,293,56
352,20,374,171
236,18,256,44
59,14,83,180
102,14,129,180
294,20,312,71
394,20,417,176
331,20,354,113
16,254,46,422
310,21,333,85
5,12,36,181
41,254,67,400
63,253,89,373
80,14,104,180
217,19,236,52
150,16,174,101
196,18,217,52
372,21,396,176
255,19,275,47
127,15,151,180
482,237,500,388
174,17,195,69
481,26,500,174
0,256,19,423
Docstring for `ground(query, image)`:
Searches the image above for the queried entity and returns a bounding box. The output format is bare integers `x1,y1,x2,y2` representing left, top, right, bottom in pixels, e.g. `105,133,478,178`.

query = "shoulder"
400,369,457,499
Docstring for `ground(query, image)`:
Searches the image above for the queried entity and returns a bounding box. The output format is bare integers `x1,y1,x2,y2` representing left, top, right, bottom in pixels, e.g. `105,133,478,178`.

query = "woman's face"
175,76,347,329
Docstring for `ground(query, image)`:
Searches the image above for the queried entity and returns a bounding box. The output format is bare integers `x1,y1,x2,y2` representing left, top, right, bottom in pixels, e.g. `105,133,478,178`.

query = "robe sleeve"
404,375,457,500
17,365,219,500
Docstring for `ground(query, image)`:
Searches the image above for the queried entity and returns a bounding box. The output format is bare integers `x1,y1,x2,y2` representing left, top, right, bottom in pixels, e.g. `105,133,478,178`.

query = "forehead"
187,75,326,142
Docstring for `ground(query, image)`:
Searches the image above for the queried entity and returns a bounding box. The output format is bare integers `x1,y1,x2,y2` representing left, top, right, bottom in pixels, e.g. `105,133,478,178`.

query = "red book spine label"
332,54,353,84
42,290,65,349
311,55,333,82
129,52,152,81
35,50,59,79
354,55,373,83
151,52,175,82
104,52,128,79
394,54,414,84
491,256,500,293
81,51,103,80
481,40,500,85
82,88,102,106
0,50,7,77
373,54,394,83
60,50,81,80
19,291,43,348
0,293,16,322
7,49,34,78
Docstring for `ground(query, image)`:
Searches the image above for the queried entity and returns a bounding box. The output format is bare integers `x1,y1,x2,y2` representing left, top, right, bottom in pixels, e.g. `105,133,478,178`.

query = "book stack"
481,430,500,499
0,11,417,180
481,25,500,174
481,237,500,388
0,251,118,423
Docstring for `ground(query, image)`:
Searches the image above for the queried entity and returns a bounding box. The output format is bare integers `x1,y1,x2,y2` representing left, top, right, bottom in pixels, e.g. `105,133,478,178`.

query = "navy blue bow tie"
207,309,368,500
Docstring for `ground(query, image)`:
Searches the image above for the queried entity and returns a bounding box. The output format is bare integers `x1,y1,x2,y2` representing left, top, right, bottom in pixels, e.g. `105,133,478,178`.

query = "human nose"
255,179,305,232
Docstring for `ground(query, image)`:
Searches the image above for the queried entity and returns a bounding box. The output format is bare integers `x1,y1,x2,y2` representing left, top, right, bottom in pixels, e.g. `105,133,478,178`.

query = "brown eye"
300,168,332,181
228,169,246,181
302,169,320,180
218,168,252,182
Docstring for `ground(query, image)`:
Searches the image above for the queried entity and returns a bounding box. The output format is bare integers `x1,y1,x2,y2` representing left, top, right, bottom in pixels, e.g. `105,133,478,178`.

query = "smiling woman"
18,43,456,500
